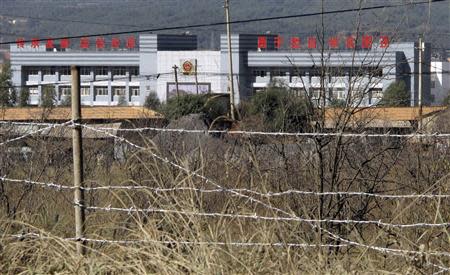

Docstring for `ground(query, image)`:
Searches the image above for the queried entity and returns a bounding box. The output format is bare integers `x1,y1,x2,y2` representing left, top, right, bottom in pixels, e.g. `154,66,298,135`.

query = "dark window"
80,67,91,76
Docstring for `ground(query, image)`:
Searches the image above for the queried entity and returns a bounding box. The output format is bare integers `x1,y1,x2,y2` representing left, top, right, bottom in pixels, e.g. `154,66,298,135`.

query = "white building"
431,61,450,105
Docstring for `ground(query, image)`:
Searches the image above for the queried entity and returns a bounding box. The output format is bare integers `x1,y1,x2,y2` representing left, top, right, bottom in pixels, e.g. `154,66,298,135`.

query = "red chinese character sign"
257,36,267,49
362,35,373,49
290,37,300,49
31,38,40,48
380,36,389,48
307,37,317,49
111,37,120,49
328,37,339,49
60,38,70,49
80,37,89,49
16,38,25,48
274,36,283,49
346,36,355,49
46,39,54,49
96,37,105,49
126,36,136,49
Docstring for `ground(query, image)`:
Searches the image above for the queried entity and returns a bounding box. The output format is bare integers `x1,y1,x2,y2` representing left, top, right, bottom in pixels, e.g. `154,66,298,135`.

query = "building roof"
0,106,162,121
325,106,447,128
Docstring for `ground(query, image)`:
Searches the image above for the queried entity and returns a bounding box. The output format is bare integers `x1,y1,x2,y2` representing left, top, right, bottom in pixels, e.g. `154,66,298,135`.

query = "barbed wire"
4,121,450,140
5,232,450,259
5,232,347,248
78,124,450,264
5,120,450,139
2,123,449,272
0,120,73,146
76,203,450,229
1,176,448,200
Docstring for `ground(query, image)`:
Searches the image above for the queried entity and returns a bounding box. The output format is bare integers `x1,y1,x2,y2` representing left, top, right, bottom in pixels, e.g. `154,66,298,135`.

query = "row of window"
29,86,140,97
25,66,140,76
252,68,383,78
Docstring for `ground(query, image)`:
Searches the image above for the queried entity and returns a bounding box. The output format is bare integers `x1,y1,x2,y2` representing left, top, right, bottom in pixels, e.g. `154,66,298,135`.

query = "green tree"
379,81,410,107
41,85,56,108
247,81,308,132
0,62,13,106
144,92,161,110
19,88,30,107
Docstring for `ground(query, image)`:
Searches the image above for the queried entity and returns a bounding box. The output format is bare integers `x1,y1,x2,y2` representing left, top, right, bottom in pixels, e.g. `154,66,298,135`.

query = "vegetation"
0,62,13,107
18,88,30,107
0,112,448,274
160,94,228,122
144,92,161,110
41,85,56,108
242,82,308,132
379,81,410,107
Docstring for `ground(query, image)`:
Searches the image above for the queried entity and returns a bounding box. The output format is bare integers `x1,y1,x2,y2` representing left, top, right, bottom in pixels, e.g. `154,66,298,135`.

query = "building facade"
10,33,431,107
431,61,450,104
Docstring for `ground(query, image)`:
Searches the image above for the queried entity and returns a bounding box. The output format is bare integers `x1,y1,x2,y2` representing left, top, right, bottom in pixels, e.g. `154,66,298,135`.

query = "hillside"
0,0,448,55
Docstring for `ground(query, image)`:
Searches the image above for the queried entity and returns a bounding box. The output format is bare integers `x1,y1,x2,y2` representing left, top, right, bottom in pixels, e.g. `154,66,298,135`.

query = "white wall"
156,51,223,102
431,61,450,105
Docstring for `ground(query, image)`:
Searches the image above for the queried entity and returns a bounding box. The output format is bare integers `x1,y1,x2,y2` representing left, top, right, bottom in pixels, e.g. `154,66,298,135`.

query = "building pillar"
125,72,130,103
89,70,95,105
108,70,112,105
38,70,42,105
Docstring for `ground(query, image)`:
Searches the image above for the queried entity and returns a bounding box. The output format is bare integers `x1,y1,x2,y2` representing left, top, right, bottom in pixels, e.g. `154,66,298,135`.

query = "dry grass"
0,131,449,274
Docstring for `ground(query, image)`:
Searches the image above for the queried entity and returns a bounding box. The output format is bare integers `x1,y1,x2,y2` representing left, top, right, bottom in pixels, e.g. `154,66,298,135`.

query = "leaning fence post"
71,65,86,255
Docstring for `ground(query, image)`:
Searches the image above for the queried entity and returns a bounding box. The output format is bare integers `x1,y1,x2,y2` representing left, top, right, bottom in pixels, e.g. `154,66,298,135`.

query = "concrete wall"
156,51,222,102
431,61,450,104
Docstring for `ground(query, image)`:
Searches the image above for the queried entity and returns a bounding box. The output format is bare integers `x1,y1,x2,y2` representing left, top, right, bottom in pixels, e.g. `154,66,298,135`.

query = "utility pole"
224,0,236,120
71,65,85,255
173,65,179,98
418,36,424,131
194,59,199,94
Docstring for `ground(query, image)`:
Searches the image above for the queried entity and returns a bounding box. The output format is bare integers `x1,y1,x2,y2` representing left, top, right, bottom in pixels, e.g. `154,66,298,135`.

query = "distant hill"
0,0,448,56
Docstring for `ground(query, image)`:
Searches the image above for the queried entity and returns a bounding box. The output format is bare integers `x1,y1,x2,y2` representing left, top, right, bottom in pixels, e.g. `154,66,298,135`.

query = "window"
333,88,346,100
131,87,140,96
370,88,383,100
60,86,71,96
130,67,139,76
112,67,126,76
253,70,267,77
81,87,90,96
27,67,40,75
95,66,109,76
95,87,108,96
41,67,56,75
59,66,70,75
272,70,287,77
80,67,91,76
113,87,126,96
29,86,39,95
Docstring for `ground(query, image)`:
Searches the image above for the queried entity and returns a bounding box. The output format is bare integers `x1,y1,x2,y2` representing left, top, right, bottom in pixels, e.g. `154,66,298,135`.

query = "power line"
0,0,446,46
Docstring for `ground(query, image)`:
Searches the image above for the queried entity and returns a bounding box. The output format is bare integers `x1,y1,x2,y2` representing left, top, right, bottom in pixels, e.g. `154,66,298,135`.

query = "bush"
41,86,56,108
243,83,308,132
203,95,229,121
19,88,30,107
161,94,207,120
160,94,229,122
379,81,410,107
329,98,346,108
144,92,161,110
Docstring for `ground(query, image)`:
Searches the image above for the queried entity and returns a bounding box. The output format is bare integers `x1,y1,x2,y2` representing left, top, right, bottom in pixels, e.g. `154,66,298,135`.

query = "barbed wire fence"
0,120,449,273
